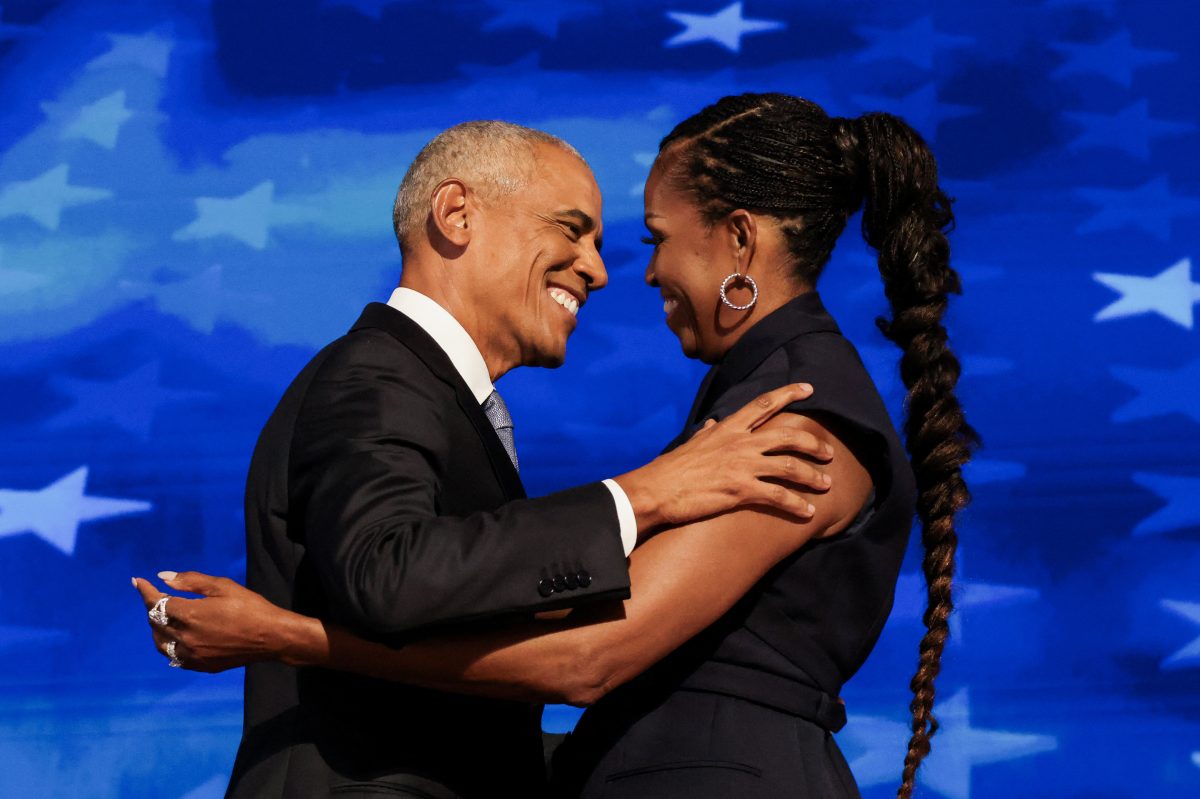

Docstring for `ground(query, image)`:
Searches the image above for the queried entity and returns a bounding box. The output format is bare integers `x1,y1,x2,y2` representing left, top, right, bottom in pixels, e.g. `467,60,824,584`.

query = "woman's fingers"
720,383,814,432
161,570,227,597
133,576,165,611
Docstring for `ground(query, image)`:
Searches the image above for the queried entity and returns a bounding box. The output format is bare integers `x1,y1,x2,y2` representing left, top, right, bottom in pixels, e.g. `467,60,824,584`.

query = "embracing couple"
134,93,977,799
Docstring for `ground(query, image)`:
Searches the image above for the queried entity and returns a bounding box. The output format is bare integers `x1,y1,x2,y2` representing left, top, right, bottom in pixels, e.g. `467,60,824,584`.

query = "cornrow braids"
660,94,981,799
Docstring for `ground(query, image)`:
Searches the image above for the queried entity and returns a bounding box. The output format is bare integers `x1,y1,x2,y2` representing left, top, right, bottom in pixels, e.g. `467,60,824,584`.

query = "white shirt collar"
386,287,494,404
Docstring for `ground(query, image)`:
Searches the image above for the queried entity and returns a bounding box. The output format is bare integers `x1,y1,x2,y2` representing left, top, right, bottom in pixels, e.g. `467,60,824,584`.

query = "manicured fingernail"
821,473,832,486
158,571,178,581
798,383,812,393
806,503,816,515
131,577,138,588
823,445,834,458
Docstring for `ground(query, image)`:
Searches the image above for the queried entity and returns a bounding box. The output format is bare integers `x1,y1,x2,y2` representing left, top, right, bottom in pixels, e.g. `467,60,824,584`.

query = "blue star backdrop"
0,1,1197,796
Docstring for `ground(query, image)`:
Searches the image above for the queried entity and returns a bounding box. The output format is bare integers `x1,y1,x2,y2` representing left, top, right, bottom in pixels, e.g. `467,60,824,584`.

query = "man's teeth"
664,298,679,314
548,288,579,316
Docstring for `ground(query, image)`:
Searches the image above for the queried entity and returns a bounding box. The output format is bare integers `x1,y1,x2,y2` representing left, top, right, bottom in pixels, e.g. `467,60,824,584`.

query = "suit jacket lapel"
350,303,526,501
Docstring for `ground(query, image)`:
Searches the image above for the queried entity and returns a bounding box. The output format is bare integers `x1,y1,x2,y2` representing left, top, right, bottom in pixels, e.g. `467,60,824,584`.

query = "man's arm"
139,413,869,702
291,335,832,636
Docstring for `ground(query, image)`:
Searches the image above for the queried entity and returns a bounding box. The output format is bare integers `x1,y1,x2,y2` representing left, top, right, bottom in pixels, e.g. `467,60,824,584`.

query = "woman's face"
642,158,758,363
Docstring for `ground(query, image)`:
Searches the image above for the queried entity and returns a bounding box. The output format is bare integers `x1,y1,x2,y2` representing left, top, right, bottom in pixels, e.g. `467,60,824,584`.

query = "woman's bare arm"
137,413,872,705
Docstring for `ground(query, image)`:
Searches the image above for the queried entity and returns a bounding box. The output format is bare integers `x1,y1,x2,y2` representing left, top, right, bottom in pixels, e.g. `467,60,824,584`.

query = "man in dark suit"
140,121,819,798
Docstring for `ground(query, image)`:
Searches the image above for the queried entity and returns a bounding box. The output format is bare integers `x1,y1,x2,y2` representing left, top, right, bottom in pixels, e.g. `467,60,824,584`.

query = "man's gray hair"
392,120,583,252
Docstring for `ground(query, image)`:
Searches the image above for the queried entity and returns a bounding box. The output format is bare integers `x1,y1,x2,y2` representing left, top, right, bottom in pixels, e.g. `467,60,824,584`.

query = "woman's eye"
640,235,662,246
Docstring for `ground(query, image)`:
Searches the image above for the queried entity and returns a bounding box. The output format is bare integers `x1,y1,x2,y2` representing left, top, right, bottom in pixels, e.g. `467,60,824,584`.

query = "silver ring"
148,596,170,627
165,640,182,668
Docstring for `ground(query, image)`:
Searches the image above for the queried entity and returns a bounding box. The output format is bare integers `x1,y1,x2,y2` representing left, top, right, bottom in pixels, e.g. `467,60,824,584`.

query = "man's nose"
578,248,608,292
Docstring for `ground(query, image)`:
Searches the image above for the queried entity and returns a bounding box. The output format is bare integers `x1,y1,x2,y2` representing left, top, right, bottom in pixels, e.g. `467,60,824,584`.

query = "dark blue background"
0,1,1197,796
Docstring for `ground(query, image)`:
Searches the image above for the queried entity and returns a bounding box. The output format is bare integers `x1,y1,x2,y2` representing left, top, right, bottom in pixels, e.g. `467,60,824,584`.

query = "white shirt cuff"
602,478,638,557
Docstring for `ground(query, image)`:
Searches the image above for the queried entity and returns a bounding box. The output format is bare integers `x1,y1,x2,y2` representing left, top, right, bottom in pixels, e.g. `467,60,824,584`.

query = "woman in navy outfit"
139,94,978,799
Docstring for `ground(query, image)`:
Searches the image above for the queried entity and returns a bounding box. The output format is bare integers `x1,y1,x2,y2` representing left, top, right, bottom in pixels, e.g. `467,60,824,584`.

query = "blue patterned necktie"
481,389,519,472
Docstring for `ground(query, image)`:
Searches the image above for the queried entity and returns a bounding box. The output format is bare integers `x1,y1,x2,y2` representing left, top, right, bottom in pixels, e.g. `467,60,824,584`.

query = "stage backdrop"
0,0,1197,796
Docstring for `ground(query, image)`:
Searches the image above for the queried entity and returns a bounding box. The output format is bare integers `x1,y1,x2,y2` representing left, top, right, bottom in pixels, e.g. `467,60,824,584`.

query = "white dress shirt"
387,287,637,556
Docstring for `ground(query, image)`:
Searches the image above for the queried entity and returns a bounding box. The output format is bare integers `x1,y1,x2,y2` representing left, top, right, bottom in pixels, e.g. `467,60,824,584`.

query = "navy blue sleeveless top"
573,291,917,740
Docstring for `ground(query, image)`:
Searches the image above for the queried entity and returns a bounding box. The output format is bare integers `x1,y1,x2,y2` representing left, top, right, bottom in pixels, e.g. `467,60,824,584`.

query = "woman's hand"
614,383,835,538
133,571,301,672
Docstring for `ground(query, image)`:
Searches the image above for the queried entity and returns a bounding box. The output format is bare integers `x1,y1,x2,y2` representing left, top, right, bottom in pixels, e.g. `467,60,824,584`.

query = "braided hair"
659,93,981,798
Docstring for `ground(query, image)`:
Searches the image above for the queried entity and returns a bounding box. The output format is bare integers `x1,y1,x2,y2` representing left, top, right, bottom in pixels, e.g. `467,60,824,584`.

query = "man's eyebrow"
554,209,596,232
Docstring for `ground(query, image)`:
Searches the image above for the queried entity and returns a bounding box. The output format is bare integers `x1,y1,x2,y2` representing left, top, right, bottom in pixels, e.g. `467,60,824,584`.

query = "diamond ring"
165,640,182,668
148,596,170,627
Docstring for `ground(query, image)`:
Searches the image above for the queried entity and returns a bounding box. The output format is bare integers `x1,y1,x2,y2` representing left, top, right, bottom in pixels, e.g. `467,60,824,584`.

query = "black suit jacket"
227,303,631,798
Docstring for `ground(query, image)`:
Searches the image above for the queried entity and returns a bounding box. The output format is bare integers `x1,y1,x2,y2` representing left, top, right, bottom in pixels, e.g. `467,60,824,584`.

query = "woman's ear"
727,209,757,269
430,179,471,247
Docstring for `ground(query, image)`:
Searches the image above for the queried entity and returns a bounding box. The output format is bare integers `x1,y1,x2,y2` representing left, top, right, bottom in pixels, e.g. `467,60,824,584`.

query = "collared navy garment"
551,291,918,799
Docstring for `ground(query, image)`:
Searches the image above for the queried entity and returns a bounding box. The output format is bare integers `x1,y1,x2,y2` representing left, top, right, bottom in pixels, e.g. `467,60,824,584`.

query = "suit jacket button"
537,578,555,597
576,569,592,588
552,575,567,592
563,572,579,590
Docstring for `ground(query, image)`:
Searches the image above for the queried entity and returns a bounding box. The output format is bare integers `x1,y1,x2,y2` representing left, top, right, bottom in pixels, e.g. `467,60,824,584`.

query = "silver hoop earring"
719,272,758,311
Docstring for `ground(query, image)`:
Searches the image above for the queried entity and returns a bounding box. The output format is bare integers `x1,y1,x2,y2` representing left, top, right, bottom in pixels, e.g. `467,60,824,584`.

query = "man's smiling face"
471,142,607,369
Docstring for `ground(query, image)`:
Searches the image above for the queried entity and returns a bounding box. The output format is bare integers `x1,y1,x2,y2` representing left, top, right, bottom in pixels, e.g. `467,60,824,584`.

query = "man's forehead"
528,153,600,210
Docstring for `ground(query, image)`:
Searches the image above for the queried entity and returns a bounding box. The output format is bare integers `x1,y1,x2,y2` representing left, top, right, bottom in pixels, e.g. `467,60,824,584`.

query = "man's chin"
525,342,568,369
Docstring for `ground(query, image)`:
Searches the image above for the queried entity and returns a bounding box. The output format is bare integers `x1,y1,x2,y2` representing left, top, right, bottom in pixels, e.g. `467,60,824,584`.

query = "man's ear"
727,209,757,269
430,178,471,247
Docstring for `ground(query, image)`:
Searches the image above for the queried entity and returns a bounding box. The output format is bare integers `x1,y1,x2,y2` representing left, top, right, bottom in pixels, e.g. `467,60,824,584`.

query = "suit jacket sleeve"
289,334,631,636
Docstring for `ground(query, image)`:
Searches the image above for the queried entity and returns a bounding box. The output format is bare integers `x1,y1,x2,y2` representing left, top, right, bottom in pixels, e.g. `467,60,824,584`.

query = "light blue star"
1159,599,1200,670
854,82,977,140
1110,358,1200,424
843,688,1056,799
87,31,173,76
855,16,974,70
1093,258,1200,329
1130,472,1200,537
892,557,1039,642
47,361,213,440
482,0,601,38
173,181,276,249
59,90,134,150
1077,178,1200,241
1052,29,1176,86
0,467,151,555
0,164,112,230
664,2,785,53
1192,750,1200,769
1066,100,1195,160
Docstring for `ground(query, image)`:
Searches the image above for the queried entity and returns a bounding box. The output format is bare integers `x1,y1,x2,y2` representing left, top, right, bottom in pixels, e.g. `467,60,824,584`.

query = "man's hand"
133,572,297,672
614,383,834,538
